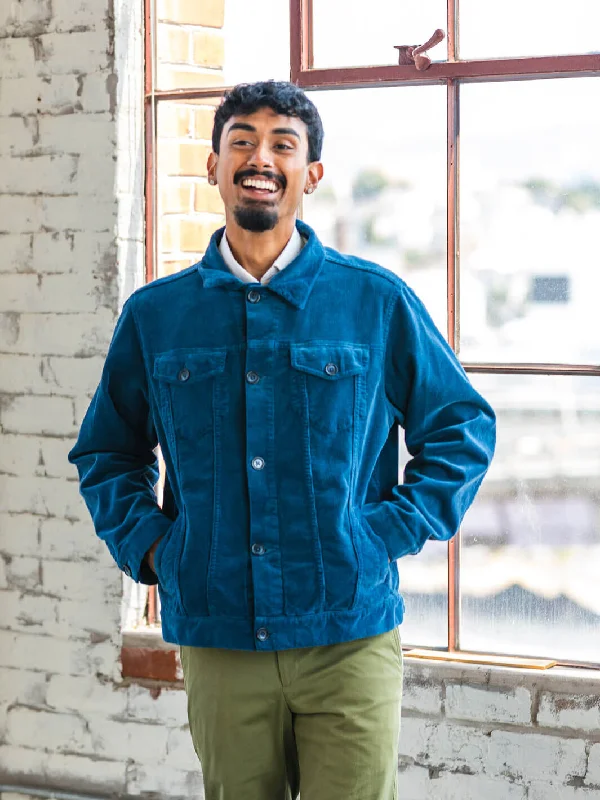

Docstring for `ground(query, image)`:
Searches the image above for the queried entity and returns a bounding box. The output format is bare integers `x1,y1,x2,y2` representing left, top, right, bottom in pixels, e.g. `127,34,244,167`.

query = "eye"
232,139,252,147
274,142,294,151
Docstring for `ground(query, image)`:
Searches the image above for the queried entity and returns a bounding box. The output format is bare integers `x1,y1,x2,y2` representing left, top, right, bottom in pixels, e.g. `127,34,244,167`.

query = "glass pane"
156,0,290,91
461,373,600,663
156,101,224,279
302,86,448,338
312,0,447,69
460,0,600,60
459,78,600,364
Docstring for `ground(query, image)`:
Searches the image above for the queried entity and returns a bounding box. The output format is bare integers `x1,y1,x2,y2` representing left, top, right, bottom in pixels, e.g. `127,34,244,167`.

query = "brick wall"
1,0,600,797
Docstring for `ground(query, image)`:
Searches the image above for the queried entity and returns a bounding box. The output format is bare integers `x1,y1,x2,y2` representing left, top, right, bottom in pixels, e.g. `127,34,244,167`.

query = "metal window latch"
395,28,445,70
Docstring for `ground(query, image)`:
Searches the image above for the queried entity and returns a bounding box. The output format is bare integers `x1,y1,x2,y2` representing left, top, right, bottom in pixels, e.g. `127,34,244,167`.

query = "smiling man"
69,81,496,799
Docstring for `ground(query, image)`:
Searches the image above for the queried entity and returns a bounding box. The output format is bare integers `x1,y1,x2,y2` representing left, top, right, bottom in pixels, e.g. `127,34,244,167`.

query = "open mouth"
239,176,282,199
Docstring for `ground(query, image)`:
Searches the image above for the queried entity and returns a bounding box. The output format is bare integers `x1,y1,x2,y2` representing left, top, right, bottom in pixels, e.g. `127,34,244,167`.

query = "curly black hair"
212,81,324,163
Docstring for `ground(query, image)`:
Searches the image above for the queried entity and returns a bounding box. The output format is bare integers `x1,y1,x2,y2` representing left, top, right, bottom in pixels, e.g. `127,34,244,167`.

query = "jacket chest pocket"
290,343,369,434
153,348,228,441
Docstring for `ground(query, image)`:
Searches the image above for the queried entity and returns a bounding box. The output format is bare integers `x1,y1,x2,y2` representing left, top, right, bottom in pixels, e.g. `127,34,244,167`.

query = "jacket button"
251,456,265,470
178,367,190,382
246,371,260,384
247,290,261,303
251,543,265,555
123,564,132,577
324,362,338,376
256,628,269,641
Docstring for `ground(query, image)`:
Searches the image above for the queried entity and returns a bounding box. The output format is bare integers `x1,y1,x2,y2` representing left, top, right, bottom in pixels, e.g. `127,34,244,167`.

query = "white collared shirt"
219,226,304,285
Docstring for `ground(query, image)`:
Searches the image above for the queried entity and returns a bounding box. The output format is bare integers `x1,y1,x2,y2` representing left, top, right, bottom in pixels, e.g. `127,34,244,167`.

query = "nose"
247,139,274,171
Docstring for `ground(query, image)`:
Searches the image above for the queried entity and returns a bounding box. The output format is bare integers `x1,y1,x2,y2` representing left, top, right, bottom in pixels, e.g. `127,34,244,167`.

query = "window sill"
121,628,181,683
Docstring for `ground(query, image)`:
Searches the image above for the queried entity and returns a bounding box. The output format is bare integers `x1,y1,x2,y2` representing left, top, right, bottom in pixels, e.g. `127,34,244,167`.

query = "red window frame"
139,0,600,671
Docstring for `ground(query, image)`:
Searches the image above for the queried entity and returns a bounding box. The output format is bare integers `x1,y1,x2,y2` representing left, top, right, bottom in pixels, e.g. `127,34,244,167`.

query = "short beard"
233,204,278,233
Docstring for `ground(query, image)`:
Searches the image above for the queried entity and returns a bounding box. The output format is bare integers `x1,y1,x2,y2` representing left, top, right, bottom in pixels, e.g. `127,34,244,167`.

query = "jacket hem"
160,592,405,651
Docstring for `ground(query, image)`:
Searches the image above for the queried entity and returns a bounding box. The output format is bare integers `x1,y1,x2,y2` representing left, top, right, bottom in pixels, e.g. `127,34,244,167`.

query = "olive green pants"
180,627,403,800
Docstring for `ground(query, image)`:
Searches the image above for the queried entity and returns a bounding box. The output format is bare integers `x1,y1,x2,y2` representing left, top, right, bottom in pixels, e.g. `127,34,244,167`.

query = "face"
207,107,323,233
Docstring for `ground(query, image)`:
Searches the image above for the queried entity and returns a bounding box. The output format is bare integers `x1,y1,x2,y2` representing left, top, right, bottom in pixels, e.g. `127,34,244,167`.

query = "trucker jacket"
68,220,496,651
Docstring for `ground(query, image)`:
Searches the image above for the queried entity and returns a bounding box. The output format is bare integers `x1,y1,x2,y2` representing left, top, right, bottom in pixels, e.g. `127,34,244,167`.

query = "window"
142,0,600,668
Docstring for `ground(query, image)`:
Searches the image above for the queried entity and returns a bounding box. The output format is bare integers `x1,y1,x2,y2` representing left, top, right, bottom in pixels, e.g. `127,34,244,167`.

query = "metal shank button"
256,628,269,641
246,371,260,384
251,543,265,555
324,362,338,376
178,367,190,382
251,457,265,471
247,290,261,304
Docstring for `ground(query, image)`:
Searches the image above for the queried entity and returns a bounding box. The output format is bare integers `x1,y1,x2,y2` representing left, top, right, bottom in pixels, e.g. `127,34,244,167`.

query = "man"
69,81,496,799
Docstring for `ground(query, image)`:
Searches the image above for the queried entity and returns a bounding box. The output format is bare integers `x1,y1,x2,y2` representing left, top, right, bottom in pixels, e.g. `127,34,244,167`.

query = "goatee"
234,204,278,232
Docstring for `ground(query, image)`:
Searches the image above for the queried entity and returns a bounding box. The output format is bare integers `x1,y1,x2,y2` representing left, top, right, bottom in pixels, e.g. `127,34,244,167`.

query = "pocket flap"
153,348,227,384
291,343,369,380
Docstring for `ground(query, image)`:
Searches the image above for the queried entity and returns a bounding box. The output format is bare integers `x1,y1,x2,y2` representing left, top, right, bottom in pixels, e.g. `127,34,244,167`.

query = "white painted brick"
0,117,36,156
0,234,33,272
398,715,434,762
50,0,109,32
39,516,106,560
487,730,587,783
397,765,432,800
0,75,81,117
6,706,89,752
37,112,115,156
45,750,127,793
0,354,103,396
126,763,204,798
36,32,111,75
0,557,7,589
87,716,171,764
47,673,127,716
4,556,41,591
0,154,78,195
127,684,188,725
164,726,198,771
402,678,443,715
0,513,40,557
45,355,105,394
0,666,47,706
56,596,120,641
0,310,114,357
529,783,600,800
587,743,600,785
81,72,117,113
445,684,531,725
0,629,117,675
0,195,115,235
0,272,108,313
0,0,52,37
0,434,42,475
538,691,600,733
0,36,35,78
0,589,60,636
43,559,118,603
32,230,117,274
427,722,490,773
39,438,82,479
428,772,527,800
0,397,76,436
0,743,47,778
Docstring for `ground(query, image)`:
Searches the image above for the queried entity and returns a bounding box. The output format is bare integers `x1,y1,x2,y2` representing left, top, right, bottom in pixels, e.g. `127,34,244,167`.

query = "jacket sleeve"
361,282,496,561
68,295,171,585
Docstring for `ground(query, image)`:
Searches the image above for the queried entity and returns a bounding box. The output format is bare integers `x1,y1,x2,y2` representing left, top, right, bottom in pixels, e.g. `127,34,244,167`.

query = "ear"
305,161,324,194
207,151,218,185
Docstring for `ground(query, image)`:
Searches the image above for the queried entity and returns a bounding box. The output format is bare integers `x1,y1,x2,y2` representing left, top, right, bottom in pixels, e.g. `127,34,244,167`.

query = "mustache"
233,169,286,191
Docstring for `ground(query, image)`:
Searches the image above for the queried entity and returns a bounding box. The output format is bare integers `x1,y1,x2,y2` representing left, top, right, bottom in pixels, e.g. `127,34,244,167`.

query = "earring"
305,186,313,194
208,177,215,186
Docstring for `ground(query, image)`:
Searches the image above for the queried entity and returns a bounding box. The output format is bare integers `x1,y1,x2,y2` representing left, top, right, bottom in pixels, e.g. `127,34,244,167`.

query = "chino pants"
180,627,403,800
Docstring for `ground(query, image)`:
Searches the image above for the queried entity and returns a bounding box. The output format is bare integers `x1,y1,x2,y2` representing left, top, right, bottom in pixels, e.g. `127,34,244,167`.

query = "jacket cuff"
361,501,421,562
117,513,172,585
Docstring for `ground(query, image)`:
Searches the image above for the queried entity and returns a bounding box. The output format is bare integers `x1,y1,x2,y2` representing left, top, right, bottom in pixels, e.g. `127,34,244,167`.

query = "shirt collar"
197,220,326,310
218,225,304,285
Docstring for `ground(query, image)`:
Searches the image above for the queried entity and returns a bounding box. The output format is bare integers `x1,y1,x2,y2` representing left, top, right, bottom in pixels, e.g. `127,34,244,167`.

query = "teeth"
241,178,278,192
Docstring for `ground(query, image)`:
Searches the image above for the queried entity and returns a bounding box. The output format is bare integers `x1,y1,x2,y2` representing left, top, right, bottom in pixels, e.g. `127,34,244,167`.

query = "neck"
224,215,297,281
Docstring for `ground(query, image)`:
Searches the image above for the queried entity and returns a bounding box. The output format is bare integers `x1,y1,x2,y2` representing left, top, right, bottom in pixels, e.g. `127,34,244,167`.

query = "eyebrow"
227,122,301,140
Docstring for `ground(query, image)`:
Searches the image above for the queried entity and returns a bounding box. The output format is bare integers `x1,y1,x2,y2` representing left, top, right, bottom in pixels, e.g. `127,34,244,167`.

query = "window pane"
156,0,289,91
156,100,224,278
312,0,447,69
459,0,600,59
459,78,600,364
461,373,600,663
302,86,448,339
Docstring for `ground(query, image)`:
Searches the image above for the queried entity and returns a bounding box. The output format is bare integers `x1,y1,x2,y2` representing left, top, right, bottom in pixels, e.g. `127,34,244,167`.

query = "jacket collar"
197,219,325,309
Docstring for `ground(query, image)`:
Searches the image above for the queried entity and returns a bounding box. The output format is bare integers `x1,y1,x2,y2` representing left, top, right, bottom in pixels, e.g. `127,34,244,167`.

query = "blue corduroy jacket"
68,220,496,651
